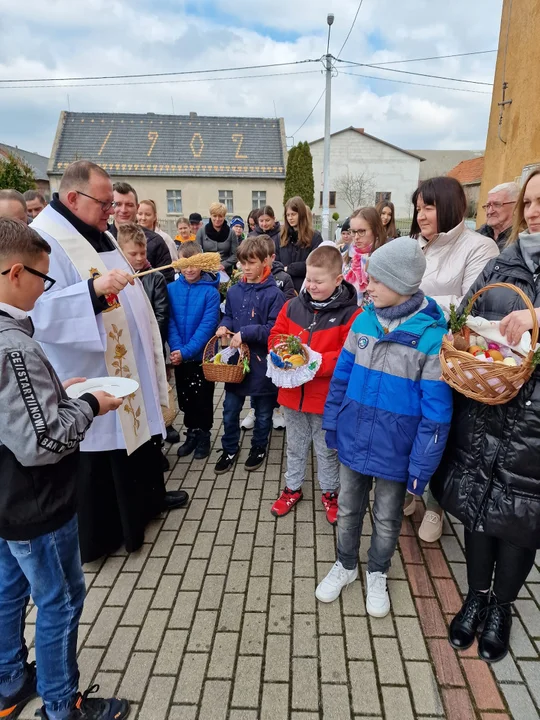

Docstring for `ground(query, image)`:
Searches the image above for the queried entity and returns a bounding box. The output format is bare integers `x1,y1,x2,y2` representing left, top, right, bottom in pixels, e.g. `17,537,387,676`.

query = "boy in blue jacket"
215,235,285,474
168,242,221,459
317,237,452,618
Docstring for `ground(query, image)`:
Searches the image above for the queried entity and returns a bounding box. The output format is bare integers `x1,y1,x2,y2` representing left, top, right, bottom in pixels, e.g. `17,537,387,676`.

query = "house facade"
447,156,485,214
479,0,540,223
308,128,423,221
48,111,287,232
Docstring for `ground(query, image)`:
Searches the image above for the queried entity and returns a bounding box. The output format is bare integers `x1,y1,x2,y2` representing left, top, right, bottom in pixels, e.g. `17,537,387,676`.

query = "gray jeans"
282,408,339,493
337,465,407,574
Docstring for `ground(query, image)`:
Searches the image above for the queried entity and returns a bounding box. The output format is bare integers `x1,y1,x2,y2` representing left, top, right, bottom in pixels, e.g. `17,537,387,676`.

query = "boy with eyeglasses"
0,218,129,720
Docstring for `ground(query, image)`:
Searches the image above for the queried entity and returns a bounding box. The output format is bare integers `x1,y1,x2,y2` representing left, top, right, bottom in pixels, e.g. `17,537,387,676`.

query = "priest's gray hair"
59,160,110,194
489,182,520,201
0,217,51,262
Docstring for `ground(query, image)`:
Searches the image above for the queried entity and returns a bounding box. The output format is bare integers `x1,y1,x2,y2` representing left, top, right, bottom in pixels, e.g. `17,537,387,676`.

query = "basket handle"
468,282,539,355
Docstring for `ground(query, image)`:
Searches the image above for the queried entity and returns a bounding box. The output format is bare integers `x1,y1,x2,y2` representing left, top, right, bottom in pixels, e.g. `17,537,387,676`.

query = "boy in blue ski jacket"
317,237,452,618
168,242,221,459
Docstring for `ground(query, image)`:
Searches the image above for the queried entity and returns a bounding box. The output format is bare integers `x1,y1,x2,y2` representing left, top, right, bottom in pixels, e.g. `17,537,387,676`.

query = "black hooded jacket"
431,240,540,549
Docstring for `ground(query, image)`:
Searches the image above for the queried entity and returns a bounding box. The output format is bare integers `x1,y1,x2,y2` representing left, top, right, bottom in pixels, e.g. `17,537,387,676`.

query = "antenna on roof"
171,96,175,115
273,100,278,119
67,94,71,111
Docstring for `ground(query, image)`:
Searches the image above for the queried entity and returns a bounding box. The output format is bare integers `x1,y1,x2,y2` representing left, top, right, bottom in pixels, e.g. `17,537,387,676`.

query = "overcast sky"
0,0,503,158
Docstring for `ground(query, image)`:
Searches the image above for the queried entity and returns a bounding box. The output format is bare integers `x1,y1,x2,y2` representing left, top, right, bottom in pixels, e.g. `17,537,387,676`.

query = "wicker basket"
202,334,250,384
440,282,538,405
270,335,310,368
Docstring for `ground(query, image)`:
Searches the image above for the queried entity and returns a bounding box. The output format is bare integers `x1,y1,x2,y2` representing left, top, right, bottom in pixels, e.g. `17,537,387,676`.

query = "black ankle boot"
448,588,490,650
166,426,180,444
177,429,198,458
478,594,512,663
193,430,211,460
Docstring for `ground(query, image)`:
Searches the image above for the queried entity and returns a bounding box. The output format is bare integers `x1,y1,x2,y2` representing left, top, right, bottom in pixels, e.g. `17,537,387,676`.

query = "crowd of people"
0,160,539,719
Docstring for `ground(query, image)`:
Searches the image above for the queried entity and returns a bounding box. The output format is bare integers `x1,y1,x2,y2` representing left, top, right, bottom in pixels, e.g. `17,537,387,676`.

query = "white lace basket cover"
266,346,322,389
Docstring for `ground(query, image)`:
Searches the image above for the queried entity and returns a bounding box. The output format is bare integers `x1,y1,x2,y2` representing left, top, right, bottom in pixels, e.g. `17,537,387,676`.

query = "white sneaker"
241,408,256,430
366,571,391,618
418,510,444,542
272,407,286,429
315,561,358,603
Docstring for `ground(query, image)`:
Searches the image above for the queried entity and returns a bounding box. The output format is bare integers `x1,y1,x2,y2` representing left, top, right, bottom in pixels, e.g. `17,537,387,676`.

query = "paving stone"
154,629,188,675
80,587,109,624
295,547,315,578
199,680,231,720
381,686,415,720
321,684,352,720
207,544,233,574
118,651,155,702
246,575,270,612
294,577,316,613
187,610,218,652
374,637,406,684
181,558,208,591
271,562,293,594
440,535,466,562
218,593,245,632
216,520,239,545
231,656,263,708
151,574,181,610
199,574,226,610
225,561,250,593
341,580,366,615
120,589,153,626
510,616,538,658
369,613,396,637
86,606,123,647
229,711,259,720
251,546,273,575
240,612,267,655
139,675,175,720
255,522,276,547
432,577,463,614
168,590,198,629
93,556,125,587
274,538,294,562
208,632,239,679
101,626,138,671
261,682,290,720
165,545,191,574
395,616,429,660
106,572,138,606
232,533,255,560
388,579,416,615
268,594,292,634
500,684,540,720
515,599,540,637
296,522,314,548
264,634,290,682
174,653,208,704
519,661,540,706
343,616,371,660
191,532,216,559
151,530,177,557
320,635,347,683
427,639,465,686
292,658,319,711
135,609,169,651
292,613,317,657
137,557,167,588
168,706,198,720
406,661,444,715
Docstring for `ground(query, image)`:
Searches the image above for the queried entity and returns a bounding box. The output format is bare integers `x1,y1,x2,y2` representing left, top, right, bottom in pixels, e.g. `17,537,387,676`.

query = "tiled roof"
447,156,485,185
0,143,49,181
49,111,286,179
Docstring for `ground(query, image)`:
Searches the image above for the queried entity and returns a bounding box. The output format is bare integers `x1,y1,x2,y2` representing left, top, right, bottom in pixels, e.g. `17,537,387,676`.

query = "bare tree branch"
335,170,376,212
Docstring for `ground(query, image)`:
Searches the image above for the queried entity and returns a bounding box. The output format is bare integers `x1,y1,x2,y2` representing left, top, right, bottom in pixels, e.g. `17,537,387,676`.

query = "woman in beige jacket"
405,176,499,542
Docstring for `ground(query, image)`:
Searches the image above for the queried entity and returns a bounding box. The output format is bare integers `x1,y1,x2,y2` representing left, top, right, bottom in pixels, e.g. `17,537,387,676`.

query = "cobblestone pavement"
20,387,540,719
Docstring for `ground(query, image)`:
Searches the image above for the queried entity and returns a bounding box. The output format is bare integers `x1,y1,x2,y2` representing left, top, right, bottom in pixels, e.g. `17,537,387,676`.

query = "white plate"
66,376,139,399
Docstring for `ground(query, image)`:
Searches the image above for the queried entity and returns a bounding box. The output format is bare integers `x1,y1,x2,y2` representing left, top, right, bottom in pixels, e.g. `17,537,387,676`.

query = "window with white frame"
166,190,182,214
219,190,234,213
252,191,267,209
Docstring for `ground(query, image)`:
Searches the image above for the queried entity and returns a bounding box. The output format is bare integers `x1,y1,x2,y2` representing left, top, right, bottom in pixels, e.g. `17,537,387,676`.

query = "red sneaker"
271,487,303,517
322,492,339,525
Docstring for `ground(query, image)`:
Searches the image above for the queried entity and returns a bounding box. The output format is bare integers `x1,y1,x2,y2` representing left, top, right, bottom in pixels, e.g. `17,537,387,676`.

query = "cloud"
0,0,503,156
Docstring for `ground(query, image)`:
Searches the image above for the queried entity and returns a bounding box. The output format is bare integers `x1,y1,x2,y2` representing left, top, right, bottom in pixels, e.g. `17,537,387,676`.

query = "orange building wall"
479,0,540,224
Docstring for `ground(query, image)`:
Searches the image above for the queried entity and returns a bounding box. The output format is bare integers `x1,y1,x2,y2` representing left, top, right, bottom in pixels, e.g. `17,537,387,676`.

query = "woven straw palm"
440,283,538,406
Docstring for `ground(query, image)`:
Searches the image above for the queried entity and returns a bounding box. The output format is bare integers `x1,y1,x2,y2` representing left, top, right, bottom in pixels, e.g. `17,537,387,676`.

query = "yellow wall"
479,0,540,223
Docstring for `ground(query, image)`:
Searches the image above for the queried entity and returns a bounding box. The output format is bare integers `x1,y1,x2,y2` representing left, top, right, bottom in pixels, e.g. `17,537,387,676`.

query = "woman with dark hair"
431,169,540,663
250,205,281,247
405,176,499,543
279,196,323,293
343,206,386,306
247,209,262,234
376,200,399,241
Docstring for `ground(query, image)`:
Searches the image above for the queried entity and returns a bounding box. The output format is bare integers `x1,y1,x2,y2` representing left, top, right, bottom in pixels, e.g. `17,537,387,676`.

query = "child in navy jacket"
168,243,221,459
215,235,285,475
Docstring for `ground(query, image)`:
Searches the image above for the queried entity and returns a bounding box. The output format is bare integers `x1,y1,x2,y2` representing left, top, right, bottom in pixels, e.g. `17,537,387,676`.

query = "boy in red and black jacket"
268,245,361,524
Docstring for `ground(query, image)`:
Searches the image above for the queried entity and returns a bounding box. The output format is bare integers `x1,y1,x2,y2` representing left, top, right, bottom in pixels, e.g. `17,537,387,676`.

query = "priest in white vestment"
30,160,187,562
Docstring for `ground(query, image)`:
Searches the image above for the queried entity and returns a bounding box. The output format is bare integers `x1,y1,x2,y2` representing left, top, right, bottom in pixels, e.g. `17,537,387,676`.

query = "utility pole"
321,13,334,242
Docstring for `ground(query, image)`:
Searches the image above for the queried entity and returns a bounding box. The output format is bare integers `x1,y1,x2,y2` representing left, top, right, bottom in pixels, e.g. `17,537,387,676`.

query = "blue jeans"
0,515,85,714
337,466,407,573
222,392,276,453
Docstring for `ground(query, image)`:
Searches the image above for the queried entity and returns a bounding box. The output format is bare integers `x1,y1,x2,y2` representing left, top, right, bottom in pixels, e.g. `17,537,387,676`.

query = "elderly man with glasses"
27,160,188,567
477,182,520,251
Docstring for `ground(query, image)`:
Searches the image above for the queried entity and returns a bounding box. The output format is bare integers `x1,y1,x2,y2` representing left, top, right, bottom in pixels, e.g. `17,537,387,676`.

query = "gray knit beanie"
367,237,426,295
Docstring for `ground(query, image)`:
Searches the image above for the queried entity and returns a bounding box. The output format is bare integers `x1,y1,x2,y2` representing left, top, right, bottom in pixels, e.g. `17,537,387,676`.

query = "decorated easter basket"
203,334,250,384
440,283,538,405
266,334,322,389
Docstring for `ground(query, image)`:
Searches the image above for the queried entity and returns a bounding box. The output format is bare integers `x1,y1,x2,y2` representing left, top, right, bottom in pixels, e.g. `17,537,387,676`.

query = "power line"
290,88,326,138
0,69,321,91
340,70,491,94
369,49,497,66
0,59,319,85
336,0,366,59
338,58,493,86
